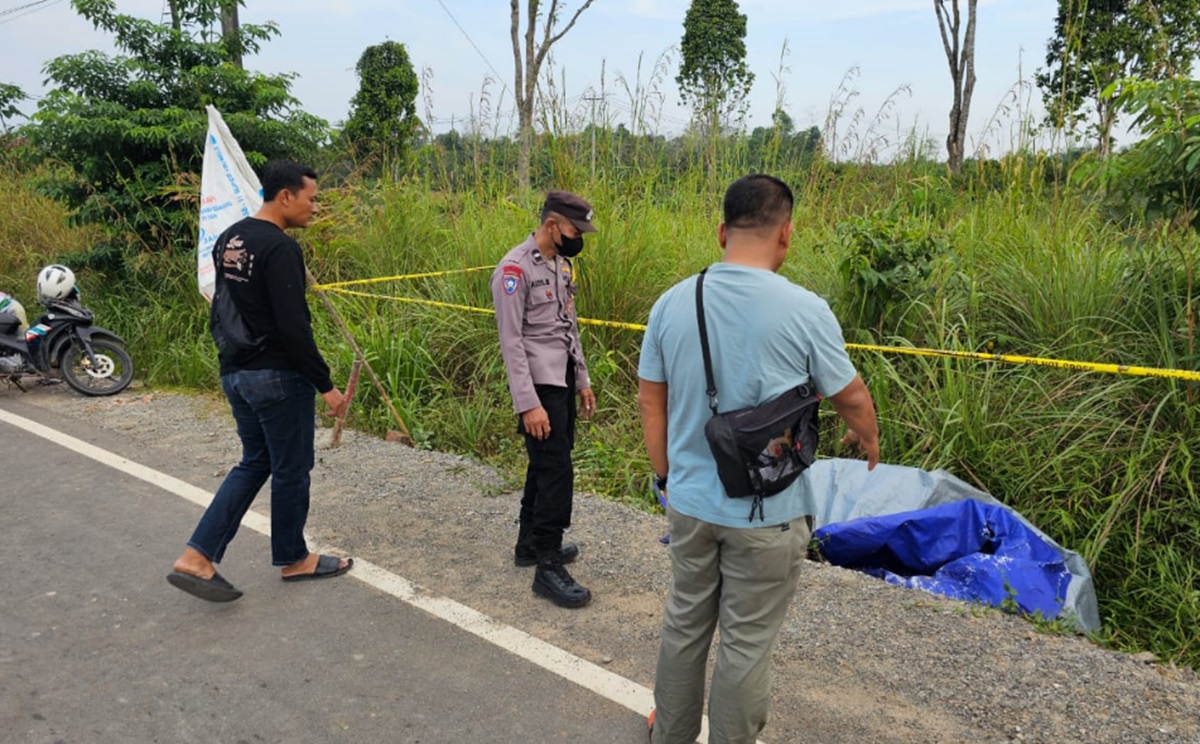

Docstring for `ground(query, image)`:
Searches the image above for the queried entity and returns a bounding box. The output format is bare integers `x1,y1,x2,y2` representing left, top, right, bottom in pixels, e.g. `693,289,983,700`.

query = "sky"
0,0,1074,158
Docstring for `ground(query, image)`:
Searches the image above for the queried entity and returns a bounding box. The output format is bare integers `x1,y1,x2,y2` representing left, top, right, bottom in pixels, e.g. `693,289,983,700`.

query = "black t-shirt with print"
212,216,333,393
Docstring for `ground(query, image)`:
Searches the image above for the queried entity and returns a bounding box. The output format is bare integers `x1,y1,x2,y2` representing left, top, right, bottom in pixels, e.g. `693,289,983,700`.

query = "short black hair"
260,160,318,203
723,174,794,232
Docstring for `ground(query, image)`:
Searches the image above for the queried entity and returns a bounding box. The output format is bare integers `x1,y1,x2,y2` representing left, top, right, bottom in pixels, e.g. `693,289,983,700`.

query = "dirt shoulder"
5,382,1199,744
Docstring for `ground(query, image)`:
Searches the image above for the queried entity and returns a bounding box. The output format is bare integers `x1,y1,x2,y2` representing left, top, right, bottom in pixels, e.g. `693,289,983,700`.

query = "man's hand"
840,429,880,471
521,405,552,440
578,387,596,419
829,375,880,471
322,388,348,418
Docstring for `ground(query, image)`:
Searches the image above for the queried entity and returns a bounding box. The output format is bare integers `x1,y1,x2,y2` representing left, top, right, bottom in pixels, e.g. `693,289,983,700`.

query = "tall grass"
5,108,1199,672
0,165,99,295
295,162,1199,668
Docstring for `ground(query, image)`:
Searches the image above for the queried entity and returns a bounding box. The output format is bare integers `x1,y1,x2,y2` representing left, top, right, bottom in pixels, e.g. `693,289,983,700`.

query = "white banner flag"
198,105,263,300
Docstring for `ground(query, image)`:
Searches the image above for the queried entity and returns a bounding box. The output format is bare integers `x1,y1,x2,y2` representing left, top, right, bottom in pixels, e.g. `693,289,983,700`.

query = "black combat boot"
515,542,579,567
532,560,591,608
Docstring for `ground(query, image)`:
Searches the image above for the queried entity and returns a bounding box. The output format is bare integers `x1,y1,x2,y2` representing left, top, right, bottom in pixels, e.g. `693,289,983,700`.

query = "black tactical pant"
516,362,577,563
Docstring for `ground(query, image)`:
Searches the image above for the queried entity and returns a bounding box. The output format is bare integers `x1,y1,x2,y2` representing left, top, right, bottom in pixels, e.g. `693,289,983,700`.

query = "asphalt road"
0,397,649,744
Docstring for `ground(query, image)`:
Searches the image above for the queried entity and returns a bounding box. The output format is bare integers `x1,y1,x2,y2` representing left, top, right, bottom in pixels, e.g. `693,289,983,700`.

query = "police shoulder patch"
501,265,522,295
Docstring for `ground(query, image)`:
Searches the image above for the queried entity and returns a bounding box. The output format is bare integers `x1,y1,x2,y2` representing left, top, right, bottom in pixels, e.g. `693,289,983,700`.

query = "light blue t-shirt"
638,262,858,527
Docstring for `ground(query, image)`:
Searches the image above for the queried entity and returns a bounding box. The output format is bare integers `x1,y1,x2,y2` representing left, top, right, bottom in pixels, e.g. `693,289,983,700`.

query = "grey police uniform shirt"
490,234,591,414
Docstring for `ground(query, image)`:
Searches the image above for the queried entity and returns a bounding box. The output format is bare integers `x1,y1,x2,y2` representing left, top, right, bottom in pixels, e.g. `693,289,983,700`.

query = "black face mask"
556,229,585,258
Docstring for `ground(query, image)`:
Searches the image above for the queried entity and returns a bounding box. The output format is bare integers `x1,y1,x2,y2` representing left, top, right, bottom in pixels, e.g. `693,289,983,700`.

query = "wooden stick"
306,268,415,446
331,358,362,448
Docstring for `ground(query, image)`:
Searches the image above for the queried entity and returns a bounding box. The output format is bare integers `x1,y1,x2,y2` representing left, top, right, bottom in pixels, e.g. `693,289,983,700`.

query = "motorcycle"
0,296,134,396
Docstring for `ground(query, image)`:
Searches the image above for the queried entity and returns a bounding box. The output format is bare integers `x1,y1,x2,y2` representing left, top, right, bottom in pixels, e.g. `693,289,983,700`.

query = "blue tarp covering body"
814,500,1071,620
804,459,1100,631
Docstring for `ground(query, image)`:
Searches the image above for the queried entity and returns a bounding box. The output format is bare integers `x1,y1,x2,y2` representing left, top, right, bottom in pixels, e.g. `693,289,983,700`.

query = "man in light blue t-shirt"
638,174,880,743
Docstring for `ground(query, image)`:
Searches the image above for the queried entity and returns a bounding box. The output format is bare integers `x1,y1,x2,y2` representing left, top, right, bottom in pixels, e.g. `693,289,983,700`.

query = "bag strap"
695,268,719,416
212,233,229,295
212,232,246,319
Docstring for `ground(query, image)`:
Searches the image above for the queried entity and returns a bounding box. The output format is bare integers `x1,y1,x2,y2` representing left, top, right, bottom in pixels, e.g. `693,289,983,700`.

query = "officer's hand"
522,406,552,440
578,387,596,420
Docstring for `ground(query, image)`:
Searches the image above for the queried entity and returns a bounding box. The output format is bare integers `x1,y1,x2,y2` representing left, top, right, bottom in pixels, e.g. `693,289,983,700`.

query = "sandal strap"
315,554,341,575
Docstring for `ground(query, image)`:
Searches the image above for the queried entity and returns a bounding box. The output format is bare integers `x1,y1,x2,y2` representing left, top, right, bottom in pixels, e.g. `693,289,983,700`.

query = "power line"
430,0,510,96
0,0,60,25
0,0,53,17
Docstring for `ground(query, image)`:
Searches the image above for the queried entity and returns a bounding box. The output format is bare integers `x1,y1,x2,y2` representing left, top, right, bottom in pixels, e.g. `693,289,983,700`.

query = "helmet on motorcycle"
37,264,77,301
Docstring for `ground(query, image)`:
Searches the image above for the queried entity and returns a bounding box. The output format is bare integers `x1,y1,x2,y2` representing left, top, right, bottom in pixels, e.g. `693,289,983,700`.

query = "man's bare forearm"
637,379,669,477
829,375,880,469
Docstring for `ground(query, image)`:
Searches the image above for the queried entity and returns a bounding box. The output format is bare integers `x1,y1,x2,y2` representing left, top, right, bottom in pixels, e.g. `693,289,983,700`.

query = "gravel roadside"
6,382,1199,744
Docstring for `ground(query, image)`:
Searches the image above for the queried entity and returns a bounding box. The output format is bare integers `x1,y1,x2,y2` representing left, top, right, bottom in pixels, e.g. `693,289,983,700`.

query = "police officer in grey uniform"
490,190,598,609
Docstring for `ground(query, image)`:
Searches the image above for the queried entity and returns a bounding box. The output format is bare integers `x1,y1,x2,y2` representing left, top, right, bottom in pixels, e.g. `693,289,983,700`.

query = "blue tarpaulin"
814,500,1071,620
803,459,1099,630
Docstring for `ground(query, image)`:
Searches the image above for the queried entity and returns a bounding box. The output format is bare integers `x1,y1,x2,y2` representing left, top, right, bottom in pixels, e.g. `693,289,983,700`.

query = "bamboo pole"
330,358,362,448
306,268,414,446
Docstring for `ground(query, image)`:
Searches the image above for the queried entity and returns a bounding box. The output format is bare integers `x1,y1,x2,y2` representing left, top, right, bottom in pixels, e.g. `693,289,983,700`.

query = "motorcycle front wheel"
60,340,134,396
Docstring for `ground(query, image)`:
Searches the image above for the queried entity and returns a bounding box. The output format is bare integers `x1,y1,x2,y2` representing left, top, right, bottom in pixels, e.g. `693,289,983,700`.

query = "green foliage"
22,0,328,260
746,115,821,172
343,41,420,166
1000,581,1020,615
10,95,1200,671
1037,0,1200,149
833,211,950,334
0,82,26,132
677,0,754,132
1094,76,1200,229
0,154,100,295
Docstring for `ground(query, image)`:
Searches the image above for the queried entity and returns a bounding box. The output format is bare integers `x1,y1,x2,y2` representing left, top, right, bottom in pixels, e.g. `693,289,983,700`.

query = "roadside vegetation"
1,0,1196,674
5,130,1197,670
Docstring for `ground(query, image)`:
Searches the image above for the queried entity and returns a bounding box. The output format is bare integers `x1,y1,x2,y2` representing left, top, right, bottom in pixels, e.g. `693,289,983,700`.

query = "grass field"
3,133,1197,670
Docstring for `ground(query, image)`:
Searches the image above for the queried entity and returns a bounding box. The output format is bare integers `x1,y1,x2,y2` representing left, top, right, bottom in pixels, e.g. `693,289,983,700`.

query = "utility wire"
0,0,53,17
431,0,510,96
0,0,61,25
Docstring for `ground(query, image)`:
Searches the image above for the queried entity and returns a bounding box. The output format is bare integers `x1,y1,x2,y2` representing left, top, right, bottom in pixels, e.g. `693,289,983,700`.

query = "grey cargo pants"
651,508,810,744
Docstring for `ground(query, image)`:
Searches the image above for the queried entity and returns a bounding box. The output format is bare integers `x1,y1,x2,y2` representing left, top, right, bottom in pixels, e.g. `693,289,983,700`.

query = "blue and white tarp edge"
803,458,1100,631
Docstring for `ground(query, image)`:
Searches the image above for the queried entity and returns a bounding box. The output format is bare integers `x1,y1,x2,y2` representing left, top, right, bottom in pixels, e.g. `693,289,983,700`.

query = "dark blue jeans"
188,369,316,566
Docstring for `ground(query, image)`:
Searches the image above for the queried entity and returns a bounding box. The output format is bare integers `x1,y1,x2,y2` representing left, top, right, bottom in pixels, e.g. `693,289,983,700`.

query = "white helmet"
37,264,77,301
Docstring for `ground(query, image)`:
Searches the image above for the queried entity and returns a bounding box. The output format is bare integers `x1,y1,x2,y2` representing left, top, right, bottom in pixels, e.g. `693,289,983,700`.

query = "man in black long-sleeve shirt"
167,160,353,603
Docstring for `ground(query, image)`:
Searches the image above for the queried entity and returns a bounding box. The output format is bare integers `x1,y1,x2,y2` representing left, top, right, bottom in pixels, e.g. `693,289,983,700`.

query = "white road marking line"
0,406,733,743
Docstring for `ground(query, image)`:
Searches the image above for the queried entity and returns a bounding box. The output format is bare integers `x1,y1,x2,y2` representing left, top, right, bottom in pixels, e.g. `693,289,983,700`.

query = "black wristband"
654,473,668,492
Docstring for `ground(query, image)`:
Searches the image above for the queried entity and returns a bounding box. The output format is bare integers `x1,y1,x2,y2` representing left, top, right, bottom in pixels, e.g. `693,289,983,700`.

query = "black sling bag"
696,268,821,521
209,237,267,364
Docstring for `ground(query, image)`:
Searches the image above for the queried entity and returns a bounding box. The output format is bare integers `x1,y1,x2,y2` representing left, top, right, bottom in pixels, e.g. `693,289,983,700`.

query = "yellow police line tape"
319,286,1200,383
843,343,1200,382
312,266,493,291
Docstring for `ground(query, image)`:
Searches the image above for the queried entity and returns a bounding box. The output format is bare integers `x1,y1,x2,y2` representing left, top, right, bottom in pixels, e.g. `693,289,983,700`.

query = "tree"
24,0,326,257
510,0,596,189
343,41,420,166
747,108,808,170
934,0,978,173
1037,0,1200,157
1099,76,1200,229
218,0,242,69
677,0,754,137
0,83,25,133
